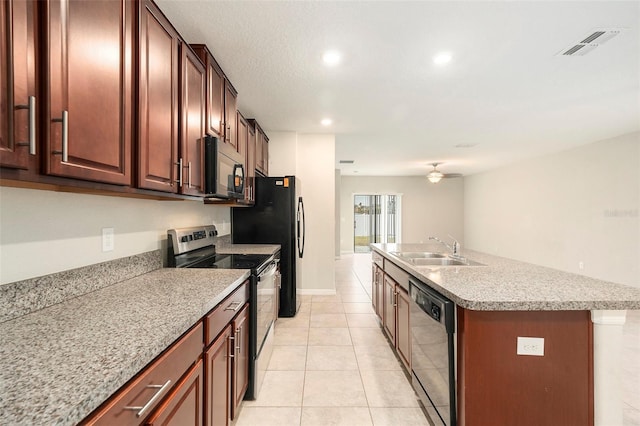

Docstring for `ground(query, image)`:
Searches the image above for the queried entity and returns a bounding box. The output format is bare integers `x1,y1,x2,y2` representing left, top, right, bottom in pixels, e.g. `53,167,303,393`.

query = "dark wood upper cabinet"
252,120,269,176
245,120,256,203
44,0,133,185
180,46,206,196
190,44,224,138
223,80,238,152
138,0,180,192
1,0,37,171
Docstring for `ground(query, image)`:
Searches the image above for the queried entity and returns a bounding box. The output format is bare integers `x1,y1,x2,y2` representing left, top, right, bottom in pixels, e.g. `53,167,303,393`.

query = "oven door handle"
258,261,278,281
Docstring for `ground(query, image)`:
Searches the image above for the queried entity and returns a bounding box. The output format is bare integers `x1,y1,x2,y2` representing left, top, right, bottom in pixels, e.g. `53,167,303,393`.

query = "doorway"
353,194,400,253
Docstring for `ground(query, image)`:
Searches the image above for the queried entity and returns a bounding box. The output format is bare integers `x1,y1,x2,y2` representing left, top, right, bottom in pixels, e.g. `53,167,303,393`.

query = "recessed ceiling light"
321,118,333,126
322,50,341,66
433,52,452,65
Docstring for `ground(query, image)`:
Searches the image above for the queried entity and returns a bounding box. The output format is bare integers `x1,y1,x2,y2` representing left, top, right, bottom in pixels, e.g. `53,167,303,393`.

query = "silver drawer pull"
123,380,172,417
15,96,36,154
52,110,69,162
235,327,241,353
224,301,242,311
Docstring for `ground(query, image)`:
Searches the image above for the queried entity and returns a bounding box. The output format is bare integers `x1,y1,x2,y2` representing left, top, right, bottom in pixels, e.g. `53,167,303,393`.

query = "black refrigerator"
231,176,305,317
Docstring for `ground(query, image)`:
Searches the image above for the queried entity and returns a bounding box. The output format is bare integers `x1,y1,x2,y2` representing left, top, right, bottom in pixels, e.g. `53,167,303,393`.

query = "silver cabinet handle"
229,335,235,358
123,379,171,418
15,96,36,154
187,161,192,188
52,110,69,162
175,158,183,187
235,327,241,353
224,301,242,312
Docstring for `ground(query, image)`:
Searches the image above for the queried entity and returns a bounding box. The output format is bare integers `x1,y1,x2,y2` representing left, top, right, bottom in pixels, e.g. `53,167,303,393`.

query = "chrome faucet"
428,235,460,256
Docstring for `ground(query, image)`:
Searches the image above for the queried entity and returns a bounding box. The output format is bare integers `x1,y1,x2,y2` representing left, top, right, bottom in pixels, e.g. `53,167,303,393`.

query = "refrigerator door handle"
297,196,305,258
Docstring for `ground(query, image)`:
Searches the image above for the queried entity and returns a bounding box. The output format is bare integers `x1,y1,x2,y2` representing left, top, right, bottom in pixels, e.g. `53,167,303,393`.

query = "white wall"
0,187,230,284
268,132,336,292
339,176,465,254
464,132,639,288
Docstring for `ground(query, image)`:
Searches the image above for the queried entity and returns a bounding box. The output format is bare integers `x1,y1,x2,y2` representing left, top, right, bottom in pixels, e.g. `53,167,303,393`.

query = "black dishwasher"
409,278,456,426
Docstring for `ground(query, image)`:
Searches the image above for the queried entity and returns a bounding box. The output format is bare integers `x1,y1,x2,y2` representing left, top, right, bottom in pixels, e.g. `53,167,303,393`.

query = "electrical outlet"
517,337,544,356
578,261,584,270
102,227,115,252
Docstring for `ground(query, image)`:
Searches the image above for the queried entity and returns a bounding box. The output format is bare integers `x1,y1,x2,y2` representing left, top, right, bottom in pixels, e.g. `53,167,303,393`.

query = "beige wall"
0,187,230,284
339,176,465,254
464,132,640,288
268,132,336,292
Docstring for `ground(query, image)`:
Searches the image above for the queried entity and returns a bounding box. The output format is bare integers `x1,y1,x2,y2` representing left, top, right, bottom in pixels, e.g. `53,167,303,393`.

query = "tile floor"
236,253,429,426
236,253,640,426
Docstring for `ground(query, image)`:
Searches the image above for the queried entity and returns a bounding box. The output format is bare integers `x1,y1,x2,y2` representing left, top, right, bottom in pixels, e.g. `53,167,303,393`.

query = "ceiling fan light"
427,170,443,183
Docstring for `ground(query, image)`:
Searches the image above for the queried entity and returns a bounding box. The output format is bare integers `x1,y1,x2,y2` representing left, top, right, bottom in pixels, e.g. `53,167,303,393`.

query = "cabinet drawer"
372,251,384,268
384,260,409,292
83,322,203,426
205,280,250,346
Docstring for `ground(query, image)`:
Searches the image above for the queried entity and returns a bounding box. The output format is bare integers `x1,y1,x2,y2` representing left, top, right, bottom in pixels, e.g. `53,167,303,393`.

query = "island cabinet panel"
0,0,37,171
138,0,180,192
395,286,411,370
44,0,133,185
457,309,593,426
382,274,396,344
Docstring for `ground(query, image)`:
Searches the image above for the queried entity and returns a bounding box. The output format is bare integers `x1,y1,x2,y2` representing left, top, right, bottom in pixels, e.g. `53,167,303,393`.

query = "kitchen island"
372,242,640,426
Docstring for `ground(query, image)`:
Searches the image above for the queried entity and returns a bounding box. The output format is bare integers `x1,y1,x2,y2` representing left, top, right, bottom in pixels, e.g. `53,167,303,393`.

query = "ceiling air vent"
339,160,354,164
558,28,623,56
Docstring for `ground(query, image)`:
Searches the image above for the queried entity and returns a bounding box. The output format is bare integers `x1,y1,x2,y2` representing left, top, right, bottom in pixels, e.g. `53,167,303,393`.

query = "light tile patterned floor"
236,253,429,426
237,253,640,426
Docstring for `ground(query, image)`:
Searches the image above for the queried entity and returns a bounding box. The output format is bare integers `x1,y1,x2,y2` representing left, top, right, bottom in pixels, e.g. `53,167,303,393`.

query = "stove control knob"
180,236,189,243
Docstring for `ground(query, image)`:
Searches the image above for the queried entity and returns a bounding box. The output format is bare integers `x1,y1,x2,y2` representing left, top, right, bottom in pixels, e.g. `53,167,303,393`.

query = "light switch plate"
102,227,115,252
517,336,544,356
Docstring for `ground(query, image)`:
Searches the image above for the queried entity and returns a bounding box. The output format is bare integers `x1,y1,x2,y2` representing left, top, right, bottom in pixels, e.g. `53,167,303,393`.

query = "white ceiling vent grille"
558,28,623,56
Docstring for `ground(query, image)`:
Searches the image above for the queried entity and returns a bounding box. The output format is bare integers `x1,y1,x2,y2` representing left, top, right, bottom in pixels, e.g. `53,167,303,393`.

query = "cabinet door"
245,122,256,203
231,304,250,420
383,275,396,344
376,268,384,320
262,135,269,176
180,47,206,196
138,0,179,192
255,127,265,175
223,80,237,151
205,325,231,426
371,264,378,315
237,112,252,203
1,0,37,170
396,286,411,370
145,360,203,426
46,0,132,185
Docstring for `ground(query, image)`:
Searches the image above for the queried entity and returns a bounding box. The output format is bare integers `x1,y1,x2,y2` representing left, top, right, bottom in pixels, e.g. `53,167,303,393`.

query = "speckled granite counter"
0,268,250,426
215,239,280,256
372,243,640,311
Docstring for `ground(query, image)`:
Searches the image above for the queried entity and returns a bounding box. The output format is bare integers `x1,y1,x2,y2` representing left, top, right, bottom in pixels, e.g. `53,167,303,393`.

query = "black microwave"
204,135,245,199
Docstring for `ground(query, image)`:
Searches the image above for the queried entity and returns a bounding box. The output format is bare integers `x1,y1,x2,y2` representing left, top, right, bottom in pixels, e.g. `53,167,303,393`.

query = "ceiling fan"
426,163,462,184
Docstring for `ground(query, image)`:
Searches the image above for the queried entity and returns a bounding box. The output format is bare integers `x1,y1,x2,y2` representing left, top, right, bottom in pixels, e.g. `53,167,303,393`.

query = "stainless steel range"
167,225,279,400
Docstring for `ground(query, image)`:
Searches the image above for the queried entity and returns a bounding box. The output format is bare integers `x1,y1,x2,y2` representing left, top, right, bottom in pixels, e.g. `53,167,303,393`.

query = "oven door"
410,279,456,426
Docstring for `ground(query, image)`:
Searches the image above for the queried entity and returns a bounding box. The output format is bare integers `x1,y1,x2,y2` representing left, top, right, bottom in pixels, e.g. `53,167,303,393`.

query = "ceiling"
157,0,639,177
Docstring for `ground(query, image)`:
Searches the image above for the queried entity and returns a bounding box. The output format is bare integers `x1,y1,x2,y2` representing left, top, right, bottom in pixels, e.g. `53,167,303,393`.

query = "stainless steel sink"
390,251,446,259
409,257,485,266
390,251,484,266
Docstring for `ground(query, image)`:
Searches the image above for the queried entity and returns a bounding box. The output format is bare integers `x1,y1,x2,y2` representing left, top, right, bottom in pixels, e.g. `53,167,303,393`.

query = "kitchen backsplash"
0,250,162,323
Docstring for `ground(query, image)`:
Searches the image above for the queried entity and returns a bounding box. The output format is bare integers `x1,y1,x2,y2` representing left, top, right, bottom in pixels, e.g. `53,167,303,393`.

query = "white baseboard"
298,288,337,296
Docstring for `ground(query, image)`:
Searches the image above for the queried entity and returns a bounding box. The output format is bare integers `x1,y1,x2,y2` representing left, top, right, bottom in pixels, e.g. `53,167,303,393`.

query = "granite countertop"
215,242,281,256
372,243,640,311
0,268,250,426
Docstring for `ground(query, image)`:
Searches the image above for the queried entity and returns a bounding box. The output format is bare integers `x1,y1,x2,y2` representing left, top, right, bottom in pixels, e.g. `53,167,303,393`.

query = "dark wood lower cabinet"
231,304,250,420
145,360,203,426
395,286,411,370
205,325,232,426
382,275,396,344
